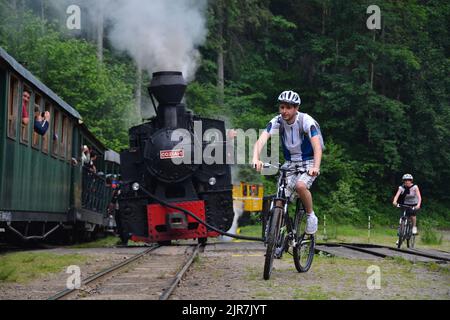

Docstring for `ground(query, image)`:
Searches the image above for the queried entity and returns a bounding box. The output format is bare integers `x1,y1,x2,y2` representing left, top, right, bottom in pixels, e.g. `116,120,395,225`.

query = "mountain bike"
262,163,315,280
396,204,416,249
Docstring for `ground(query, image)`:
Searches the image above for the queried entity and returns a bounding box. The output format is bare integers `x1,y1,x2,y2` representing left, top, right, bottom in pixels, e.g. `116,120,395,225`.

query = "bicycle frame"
265,165,305,251
397,204,415,248
262,163,315,279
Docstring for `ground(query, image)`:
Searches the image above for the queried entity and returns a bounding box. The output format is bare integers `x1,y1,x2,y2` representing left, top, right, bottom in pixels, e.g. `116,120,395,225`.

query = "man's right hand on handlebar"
252,158,264,172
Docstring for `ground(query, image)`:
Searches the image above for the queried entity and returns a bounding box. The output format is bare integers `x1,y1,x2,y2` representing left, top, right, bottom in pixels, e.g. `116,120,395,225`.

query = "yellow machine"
232,182,264,212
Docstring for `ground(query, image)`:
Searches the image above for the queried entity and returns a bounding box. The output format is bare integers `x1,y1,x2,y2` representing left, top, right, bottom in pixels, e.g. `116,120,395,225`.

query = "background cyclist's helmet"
402,174,413,181
278,90,301,106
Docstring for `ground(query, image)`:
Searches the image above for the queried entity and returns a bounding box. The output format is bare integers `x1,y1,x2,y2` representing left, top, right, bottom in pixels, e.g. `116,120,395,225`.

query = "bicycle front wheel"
263,207,282,280
398,219,406,248
407,235,415,249
406,220,415,249
293,210,315,273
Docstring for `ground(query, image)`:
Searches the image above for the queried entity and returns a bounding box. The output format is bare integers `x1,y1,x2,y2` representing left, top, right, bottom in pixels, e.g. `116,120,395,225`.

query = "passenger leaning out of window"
22,90,30,125
81,145,91,167
34,106,50,136
89,150,98,174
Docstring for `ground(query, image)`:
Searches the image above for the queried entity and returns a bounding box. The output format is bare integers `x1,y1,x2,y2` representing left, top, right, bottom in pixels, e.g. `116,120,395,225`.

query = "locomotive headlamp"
132,182,140,191
209,177,217,186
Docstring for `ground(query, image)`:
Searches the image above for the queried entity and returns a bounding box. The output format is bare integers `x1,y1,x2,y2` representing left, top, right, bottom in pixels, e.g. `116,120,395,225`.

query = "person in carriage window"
22,90,30,125
33,106,50,136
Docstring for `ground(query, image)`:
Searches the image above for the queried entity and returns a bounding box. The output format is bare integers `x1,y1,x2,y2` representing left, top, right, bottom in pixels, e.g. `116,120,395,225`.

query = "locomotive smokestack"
148,71,187,105
148,71,187,128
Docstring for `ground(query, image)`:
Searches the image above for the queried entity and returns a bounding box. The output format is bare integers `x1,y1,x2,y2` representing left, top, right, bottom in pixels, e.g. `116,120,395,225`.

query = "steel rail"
48,245,160,300
316,242,449,262
159,244,201,300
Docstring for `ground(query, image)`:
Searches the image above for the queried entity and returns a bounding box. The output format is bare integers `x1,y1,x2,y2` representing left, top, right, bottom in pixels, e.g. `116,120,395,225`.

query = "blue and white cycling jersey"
266,112,324,162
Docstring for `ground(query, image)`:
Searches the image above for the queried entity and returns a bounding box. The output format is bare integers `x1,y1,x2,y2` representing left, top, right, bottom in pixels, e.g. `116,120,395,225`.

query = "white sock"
307,211,315,216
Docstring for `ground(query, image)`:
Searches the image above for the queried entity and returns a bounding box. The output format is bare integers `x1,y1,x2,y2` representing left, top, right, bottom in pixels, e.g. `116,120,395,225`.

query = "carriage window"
60,115,68,159
251,185,258,196
52,109,60,157
20,86,32,145
66,121,73,162
32,94,42,149
7,76,19,140
41,102,51,154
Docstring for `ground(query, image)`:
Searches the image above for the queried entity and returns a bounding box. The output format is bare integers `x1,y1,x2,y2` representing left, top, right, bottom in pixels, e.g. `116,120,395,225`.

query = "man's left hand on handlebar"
308,167,320,177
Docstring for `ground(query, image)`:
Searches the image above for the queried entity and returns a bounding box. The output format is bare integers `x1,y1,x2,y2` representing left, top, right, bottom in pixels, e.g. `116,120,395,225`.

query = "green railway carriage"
0,47,118,242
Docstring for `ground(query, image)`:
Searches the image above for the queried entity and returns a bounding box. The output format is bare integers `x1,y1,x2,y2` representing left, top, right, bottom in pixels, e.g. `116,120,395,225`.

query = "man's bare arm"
252,131,270,171
393,189,401,206
309,135,322,176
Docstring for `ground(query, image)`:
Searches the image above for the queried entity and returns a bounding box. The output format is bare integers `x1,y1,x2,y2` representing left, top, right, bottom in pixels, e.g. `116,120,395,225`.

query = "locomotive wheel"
198,237,208,246
157,240,172,246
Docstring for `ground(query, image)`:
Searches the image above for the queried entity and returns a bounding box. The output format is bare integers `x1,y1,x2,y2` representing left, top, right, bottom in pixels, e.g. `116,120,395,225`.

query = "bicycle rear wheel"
263,207,282,280
293,209,315,273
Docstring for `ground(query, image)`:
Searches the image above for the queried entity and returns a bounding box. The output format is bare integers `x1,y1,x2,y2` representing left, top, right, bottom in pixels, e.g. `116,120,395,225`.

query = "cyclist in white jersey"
252,90,324,234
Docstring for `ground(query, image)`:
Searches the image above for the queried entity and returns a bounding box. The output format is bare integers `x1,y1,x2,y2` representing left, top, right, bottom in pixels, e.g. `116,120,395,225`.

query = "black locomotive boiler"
117,72,234,244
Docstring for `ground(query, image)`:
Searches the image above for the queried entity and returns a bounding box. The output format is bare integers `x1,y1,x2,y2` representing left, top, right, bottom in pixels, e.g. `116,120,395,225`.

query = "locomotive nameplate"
160,149,184,160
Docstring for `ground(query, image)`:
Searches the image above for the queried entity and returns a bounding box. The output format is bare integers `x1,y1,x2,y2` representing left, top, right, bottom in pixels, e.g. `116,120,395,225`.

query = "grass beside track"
0,252,88,283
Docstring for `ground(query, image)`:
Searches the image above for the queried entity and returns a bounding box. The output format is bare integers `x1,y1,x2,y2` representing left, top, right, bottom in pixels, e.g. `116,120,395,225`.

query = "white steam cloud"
51,0,208,80
105,0,208,80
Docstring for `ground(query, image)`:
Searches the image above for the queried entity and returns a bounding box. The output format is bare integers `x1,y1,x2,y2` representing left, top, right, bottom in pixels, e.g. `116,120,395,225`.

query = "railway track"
48,244,201,300
202,241,449,264
315,242,450,263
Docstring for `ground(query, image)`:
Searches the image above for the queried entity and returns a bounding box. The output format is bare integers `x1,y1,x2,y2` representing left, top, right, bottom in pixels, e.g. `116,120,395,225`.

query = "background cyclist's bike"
262,163,315,280
397,204,416,249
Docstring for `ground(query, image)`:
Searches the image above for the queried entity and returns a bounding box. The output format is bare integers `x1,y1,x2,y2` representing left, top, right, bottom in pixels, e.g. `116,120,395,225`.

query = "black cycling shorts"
399,205,418,216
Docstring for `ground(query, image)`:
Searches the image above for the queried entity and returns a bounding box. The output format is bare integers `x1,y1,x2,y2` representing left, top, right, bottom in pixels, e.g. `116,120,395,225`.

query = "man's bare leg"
296,181,313,213
296,181,317,234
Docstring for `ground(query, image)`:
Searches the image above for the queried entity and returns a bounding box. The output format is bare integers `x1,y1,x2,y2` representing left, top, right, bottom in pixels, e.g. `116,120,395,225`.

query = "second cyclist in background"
393,174,422,235
253,90,325,234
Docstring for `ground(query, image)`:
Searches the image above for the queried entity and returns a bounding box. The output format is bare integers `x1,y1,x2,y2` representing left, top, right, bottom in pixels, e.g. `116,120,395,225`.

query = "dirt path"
1,243,448,300
171,242,450,300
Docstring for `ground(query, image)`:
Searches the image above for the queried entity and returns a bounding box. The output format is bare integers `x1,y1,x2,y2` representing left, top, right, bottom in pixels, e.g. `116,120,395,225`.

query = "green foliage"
420,219,443,245
185,81,224,119
328,180,361,222
0,252,87,283
0,6,134,151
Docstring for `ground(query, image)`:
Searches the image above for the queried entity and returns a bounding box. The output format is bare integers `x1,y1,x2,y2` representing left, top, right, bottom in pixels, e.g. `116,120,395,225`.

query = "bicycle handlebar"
262,163,307,174
262,163,279,169
396,204,416,209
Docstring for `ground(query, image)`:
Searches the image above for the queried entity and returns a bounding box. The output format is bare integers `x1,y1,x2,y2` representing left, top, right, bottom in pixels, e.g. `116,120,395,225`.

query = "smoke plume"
51,0,208,80
105,0,208,80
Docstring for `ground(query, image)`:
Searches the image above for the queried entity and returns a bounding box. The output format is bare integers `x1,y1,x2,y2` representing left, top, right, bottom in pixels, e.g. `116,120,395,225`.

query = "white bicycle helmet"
278,90,301,106
402,173,413,181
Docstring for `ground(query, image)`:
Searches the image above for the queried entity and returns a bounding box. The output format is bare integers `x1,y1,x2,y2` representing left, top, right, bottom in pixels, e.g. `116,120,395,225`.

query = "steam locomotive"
117,72,234,244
